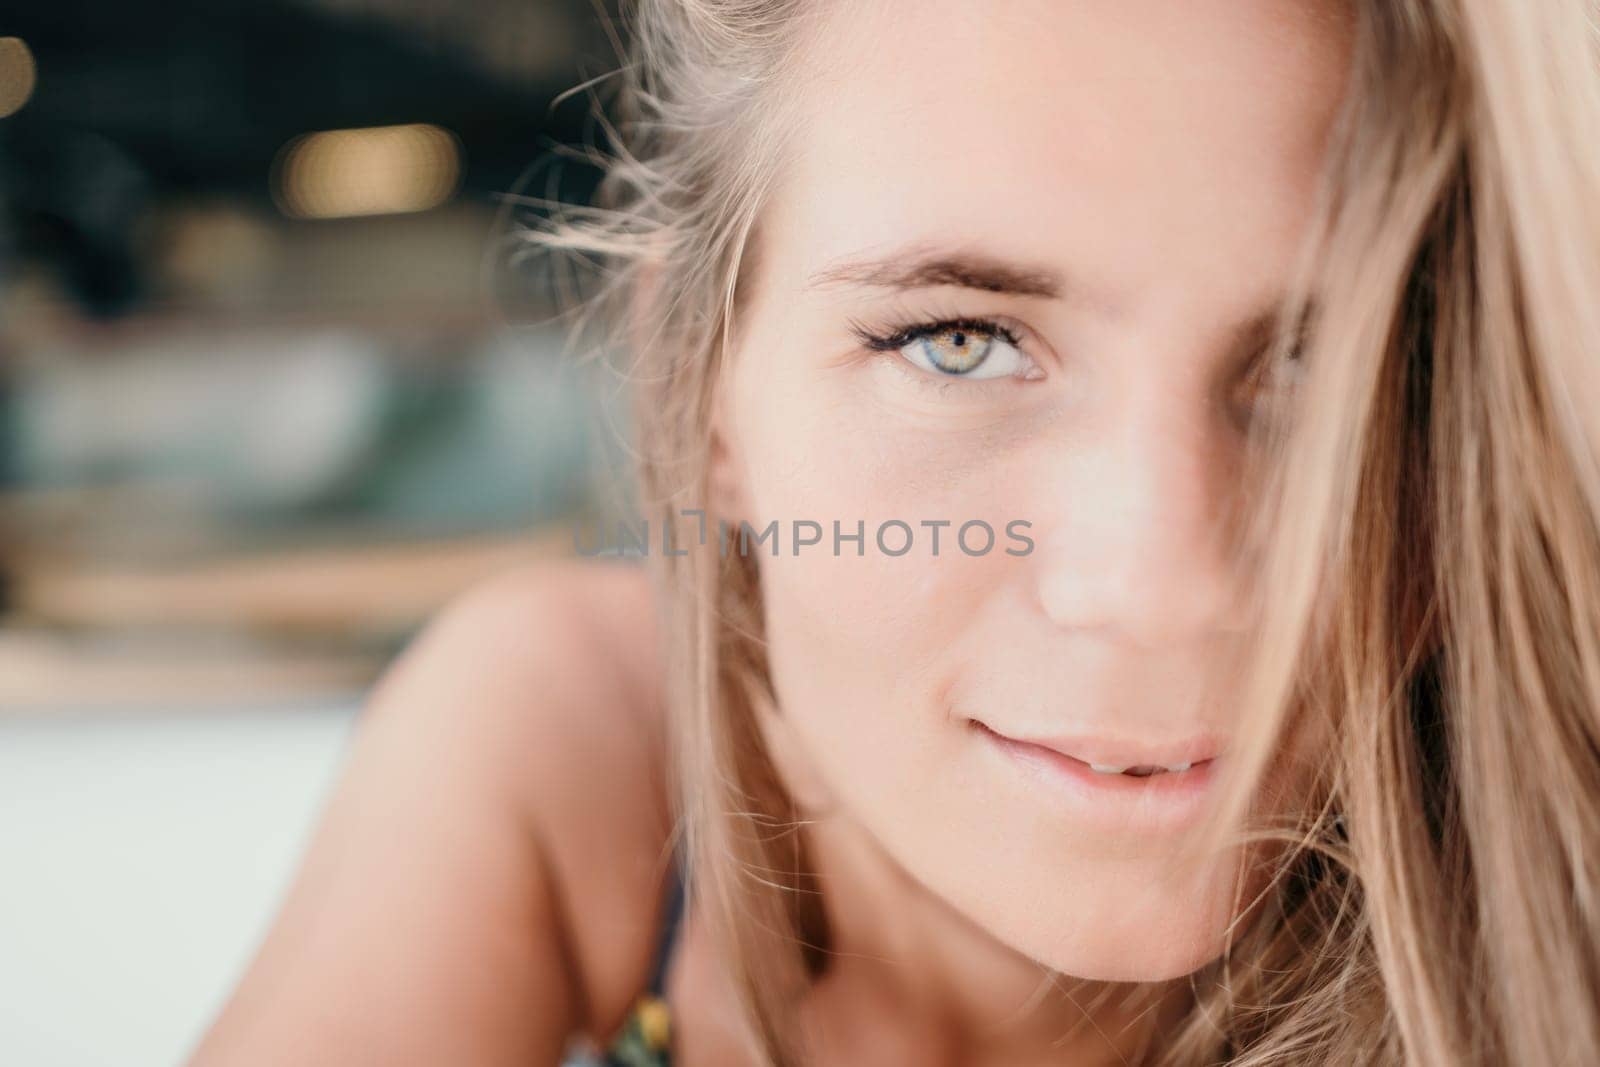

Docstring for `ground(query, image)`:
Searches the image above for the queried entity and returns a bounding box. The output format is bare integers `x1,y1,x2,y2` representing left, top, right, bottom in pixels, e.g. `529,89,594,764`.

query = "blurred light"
0,37,37,118
159,205,279,305
271,123,461,220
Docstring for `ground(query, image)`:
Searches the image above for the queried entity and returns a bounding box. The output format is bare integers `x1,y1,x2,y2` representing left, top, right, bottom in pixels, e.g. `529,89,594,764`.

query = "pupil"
950,330,966,347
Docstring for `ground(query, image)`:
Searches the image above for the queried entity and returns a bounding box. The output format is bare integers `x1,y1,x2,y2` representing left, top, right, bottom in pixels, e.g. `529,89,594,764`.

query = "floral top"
560,858,684,1067
561,993,674,1067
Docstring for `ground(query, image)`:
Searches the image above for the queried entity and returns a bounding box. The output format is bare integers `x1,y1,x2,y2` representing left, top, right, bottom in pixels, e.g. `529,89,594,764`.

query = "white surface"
0,703,359,1067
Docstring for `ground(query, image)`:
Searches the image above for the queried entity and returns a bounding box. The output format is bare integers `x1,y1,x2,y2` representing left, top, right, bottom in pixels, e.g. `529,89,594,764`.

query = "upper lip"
974,721,1225,770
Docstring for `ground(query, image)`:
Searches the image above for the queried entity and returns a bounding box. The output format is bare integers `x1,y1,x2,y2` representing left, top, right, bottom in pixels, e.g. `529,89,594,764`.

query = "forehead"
761,0,1353,315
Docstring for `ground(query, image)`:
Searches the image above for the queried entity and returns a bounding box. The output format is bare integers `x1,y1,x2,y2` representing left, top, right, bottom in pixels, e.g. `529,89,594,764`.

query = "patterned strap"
646,854,687,998
600,994,673,1066
597,853,685,1066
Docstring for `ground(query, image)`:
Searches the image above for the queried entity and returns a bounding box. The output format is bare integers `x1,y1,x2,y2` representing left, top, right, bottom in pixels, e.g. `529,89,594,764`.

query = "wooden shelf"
0,521,584,711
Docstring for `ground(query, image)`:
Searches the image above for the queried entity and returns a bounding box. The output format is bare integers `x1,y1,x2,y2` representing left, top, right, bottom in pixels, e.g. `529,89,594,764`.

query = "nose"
1034,389,1250,649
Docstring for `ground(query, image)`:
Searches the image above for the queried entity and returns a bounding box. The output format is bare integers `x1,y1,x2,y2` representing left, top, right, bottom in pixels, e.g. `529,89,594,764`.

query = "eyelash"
844,313,1030,391
848,314,1024,354
844,312,1308,407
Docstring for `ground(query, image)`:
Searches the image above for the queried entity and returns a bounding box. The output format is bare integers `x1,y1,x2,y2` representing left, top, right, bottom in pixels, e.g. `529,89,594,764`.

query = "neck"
798,806,1189,1066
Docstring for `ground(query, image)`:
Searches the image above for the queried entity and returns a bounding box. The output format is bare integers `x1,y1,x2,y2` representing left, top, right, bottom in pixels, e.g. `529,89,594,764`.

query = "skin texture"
187,563,686,1065
712,0,1352,1021
194,3,1356,1064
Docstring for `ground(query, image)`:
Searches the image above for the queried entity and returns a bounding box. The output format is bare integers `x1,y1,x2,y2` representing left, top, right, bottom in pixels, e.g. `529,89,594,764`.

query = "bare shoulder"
376,556,676,1027
386,556,668,816
189,558,672,1065
411,555,662,704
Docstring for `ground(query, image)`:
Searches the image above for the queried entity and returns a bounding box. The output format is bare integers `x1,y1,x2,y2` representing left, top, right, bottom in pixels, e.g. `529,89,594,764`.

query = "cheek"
728,350,1014,793
724,343,1255,982
743,410,975,733
729,350,1023,723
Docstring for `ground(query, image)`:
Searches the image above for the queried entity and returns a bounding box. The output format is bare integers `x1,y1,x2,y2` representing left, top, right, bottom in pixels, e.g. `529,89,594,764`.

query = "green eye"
898,324,1037,381
852,315,1043,383
915,327,994,374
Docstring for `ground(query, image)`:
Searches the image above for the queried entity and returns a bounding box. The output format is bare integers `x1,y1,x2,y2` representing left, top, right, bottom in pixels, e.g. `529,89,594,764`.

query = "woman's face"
715,0,1352,980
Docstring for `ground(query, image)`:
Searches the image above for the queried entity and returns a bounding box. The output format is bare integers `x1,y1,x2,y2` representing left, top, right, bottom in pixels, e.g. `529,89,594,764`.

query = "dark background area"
0,1,636,709
0,9,645,1064
2,0,617,316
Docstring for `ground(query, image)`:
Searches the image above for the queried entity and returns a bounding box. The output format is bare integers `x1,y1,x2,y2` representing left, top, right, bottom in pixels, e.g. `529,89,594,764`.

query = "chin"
945,848,1244,984
1038,920,1230,984
1037,868,1237,982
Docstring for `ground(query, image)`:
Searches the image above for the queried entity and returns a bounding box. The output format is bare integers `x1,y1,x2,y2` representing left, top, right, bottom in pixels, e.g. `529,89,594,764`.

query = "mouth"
968,718,1224,830
1063,753,1216,779
1079,759,1206,777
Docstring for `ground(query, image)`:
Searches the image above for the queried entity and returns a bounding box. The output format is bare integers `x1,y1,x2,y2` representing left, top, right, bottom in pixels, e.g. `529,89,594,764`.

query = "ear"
626,255,665,360
705,378,754,526
631,254,754,524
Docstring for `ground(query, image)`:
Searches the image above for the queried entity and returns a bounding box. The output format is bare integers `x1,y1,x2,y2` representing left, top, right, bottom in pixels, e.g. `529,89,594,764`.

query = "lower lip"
971,721,1218,834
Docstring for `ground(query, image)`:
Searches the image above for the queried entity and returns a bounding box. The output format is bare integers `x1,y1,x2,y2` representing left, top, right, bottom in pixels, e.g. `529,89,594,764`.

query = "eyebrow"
805,246,1066,299
804,243,1313,351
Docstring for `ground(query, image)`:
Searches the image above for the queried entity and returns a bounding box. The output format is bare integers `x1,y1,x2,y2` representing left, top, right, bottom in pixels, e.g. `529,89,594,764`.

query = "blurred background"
0,3,635,1062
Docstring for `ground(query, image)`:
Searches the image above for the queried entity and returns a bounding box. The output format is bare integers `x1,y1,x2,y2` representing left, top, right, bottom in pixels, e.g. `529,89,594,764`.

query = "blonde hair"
522,1,1600,1063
